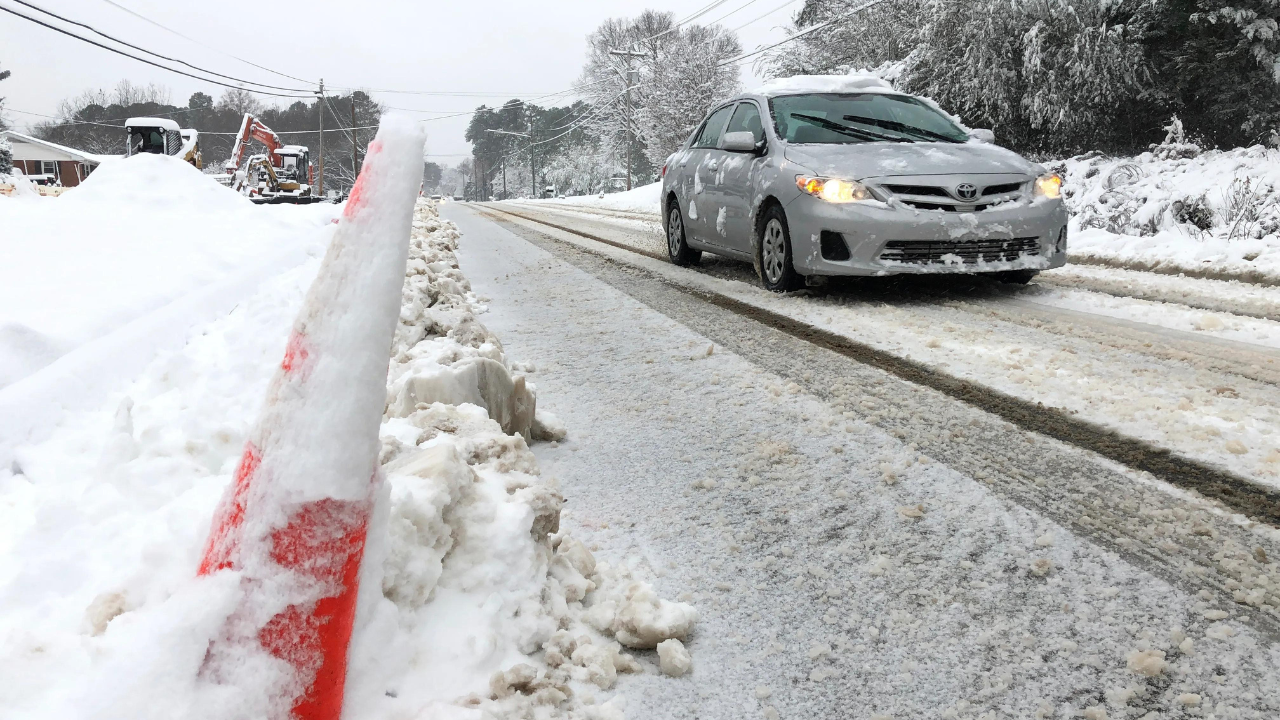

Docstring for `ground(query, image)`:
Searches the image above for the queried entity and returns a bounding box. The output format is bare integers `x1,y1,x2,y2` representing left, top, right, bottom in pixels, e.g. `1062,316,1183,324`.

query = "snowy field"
0,159,693,718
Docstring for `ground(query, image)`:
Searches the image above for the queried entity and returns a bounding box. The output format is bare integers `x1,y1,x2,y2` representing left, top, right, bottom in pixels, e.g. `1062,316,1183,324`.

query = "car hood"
783,141,1040,179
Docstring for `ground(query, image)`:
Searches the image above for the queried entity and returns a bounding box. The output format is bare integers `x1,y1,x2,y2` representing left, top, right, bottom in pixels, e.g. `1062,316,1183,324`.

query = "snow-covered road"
445,203,1280,720
482,201,1280,491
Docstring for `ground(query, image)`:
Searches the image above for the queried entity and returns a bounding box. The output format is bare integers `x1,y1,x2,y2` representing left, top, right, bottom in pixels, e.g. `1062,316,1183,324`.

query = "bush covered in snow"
1059,144,1280,279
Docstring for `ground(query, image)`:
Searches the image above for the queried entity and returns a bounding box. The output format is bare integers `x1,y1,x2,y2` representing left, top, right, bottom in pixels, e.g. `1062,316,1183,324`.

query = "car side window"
725,101,764,143
692,105,734,149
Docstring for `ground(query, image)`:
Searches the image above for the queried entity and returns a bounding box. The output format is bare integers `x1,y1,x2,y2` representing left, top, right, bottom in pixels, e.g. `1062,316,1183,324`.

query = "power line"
705,0,769,27
6,107,379,135
0,4,316,99
730,0,802,32
97,0,314,86
10,0,314,93
721,0,890,66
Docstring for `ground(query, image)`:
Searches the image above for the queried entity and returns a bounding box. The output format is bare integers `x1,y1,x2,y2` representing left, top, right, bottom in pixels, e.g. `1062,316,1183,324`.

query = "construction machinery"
125,117,202,169
224,113,322,204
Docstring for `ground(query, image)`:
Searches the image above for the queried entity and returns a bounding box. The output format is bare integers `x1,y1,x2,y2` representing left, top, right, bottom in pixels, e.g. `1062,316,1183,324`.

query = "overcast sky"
0,0,801,163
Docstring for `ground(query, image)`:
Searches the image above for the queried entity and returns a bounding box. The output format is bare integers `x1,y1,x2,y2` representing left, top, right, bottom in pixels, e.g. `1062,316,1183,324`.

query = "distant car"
430,194,442,201
453,195,462,201
660,77,1068,291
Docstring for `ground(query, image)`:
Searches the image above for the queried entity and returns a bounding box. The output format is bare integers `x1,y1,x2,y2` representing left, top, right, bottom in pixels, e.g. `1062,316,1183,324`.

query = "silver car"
660,79,1069,291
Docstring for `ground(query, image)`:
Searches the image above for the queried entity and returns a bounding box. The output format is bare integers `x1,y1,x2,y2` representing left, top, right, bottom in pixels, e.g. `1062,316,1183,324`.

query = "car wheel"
992,269,1039,285
666,202,701,266
757,206,802,292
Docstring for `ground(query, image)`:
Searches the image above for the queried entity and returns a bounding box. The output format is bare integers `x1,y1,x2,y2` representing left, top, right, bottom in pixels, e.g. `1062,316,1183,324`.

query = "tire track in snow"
478,203,1280,523
471,203,1280,639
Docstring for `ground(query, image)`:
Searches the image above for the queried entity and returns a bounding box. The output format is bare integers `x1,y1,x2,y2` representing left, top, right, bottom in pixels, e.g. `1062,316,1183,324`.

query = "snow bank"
529,182,663,216
0,199,693,719
0,153,339,464
1058,144,1280,281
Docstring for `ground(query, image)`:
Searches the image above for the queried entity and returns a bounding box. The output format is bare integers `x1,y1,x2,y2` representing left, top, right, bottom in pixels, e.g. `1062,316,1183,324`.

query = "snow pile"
0,198,693,719
358,200,698,718
0,153,339,465
1058,143,1280,280
531,182,663,215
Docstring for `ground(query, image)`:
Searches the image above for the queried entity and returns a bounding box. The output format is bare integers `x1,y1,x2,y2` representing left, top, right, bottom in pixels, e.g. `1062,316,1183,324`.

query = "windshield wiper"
841,114,963,144
790,113,914,143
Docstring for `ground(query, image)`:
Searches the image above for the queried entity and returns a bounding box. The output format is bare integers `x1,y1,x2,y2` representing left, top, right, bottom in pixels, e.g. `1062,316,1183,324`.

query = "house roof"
1,130,119,165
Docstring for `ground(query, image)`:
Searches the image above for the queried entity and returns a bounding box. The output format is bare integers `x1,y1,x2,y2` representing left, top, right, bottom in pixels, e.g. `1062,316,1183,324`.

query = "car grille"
881,181,1025,210
883,184,948,197
878,237,1041,265
982,182,1023,196
900,200,992,212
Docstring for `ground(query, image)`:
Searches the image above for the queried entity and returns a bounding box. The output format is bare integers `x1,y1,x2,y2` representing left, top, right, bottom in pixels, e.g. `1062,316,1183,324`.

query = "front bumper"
783,193,1069,276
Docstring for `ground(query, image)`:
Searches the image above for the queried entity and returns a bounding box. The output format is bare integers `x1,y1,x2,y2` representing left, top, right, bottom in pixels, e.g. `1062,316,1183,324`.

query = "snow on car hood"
783,142,1040,180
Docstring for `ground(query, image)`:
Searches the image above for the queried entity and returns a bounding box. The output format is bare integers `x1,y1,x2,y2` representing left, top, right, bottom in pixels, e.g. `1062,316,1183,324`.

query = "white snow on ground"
1019,283,1280,350
1039,265,1280,321
1059,144,1280,281
0,155,340,467
529,182,662,215
0,196,692,719
0,155,339,388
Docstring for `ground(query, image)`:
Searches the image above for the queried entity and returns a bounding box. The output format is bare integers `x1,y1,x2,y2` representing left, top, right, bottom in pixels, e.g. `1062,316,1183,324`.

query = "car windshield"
769,93,969,145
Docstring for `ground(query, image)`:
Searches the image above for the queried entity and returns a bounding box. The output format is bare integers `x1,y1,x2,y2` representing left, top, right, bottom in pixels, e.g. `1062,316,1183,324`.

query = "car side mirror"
722,131,761,153
969,128,996,144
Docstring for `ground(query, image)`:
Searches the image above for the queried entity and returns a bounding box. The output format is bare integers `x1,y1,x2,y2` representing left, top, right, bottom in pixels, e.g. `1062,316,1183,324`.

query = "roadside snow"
0,154,339,389
0,199,692,719
1059,145,1280,281
0,155,339,467
529,182,662,215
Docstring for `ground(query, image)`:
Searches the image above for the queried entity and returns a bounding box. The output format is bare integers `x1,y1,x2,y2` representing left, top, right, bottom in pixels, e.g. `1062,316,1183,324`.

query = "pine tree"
0,137,12,176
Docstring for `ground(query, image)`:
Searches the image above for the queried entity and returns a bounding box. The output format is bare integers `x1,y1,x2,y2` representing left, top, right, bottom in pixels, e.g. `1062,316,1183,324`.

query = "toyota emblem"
955,183,979,201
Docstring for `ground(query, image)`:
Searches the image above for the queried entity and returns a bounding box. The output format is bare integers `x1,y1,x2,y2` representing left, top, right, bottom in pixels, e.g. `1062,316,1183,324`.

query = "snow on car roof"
125,117,181,131
749,74,901,97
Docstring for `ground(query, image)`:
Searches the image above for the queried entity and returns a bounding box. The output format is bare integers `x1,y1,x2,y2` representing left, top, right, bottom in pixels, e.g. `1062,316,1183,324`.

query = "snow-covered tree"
760,0,1280,152
0,137,12,176
577,10,741,178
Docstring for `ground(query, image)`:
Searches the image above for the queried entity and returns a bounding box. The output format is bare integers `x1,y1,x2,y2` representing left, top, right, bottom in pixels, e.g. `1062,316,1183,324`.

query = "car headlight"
796,175,871,203
1034,173,1063,199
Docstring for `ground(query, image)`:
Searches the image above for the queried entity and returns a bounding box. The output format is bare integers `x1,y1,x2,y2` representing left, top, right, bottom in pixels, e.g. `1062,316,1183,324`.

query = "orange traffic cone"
198,117,426,720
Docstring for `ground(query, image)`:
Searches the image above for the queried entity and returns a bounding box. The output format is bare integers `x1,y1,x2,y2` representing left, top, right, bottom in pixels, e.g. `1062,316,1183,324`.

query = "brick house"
2,131,112,187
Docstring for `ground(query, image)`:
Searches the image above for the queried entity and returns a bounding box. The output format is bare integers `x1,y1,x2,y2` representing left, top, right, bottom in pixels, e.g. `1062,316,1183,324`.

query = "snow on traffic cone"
198,116,426,720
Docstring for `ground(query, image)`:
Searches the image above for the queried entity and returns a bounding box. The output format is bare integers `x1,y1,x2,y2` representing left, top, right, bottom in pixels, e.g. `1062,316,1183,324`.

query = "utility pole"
485,127,533,198
609,45,645,191
316,78,325,197
350,97,359,183
528,118,535,198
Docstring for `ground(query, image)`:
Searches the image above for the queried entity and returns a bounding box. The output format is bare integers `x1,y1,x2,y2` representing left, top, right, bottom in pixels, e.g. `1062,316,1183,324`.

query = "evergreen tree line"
764,0,1280,155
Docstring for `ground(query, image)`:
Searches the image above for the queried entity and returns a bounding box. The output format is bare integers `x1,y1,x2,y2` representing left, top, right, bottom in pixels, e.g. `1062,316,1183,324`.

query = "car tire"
992,269,1039,285
666,201,701,266
756,205,802,292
